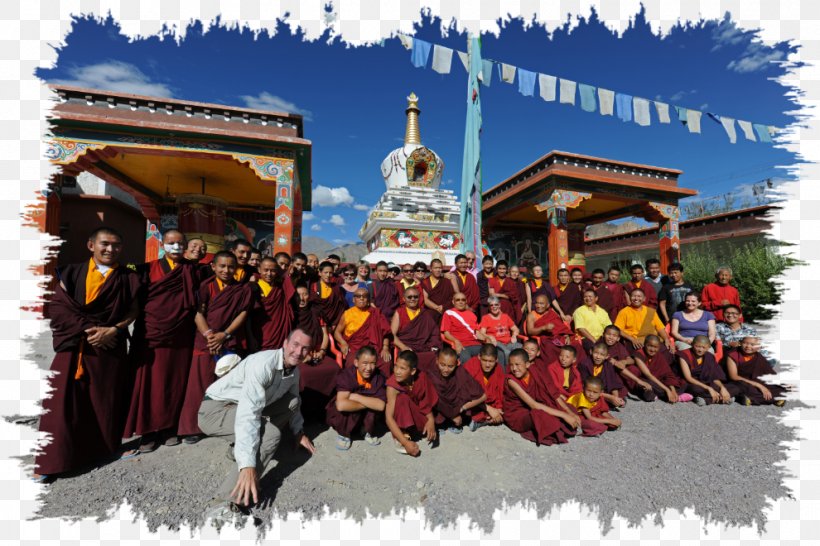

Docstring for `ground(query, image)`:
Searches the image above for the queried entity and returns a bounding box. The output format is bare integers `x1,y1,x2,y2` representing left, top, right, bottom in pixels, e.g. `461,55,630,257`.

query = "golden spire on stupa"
404,92,421,145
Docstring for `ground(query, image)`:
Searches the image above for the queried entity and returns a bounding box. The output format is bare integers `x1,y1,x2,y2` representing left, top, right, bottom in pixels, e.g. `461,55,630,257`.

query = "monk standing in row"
35,228,141,481
248,257,295,351
453,254,480,314
371,261,399,320
422,258,455,321
124,229,198,453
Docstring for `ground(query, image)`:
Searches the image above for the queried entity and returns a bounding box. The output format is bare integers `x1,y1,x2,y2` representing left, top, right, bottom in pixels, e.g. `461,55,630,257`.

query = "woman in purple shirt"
670,292,716,352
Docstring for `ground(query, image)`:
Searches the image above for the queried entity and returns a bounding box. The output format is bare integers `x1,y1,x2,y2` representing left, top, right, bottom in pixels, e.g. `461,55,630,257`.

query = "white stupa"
359,93,462,265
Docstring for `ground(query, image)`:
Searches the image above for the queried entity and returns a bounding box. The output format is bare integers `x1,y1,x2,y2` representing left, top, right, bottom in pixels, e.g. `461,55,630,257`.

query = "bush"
681,241,801,323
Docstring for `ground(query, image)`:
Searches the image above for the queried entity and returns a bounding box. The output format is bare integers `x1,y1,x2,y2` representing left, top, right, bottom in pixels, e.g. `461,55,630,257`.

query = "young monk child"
599,325,634,372
462,344,506,431
522,338,546,371
676,335,734,405
503,349,581,445
428,347,487,433
566,376,622,435
577,342,626,408
325,346,387,450
545,345,583,400
628,335,691,403
724,336,787,407
385,350,438,456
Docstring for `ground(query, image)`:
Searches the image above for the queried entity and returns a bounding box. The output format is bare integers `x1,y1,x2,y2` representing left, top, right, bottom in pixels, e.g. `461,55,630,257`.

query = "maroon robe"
676,349,729,403
628,348,685,391
124,259,197,439
567,395,611,436
463,356,505,423
589,283,616,320
514,279,528,321
725,350,786,405
554,283,583,316
342,308,393,377
36,261,141,475
454,271,480,314
395,279,424,307
545,361,583,398
428,365,485,425
624,281,658,309
395,306,441,374
249,276,295,351
529,309,578,363
387,370,439,432
528,279,556,304
311,280,347,329
577,356,626,397
178,278,253,435
325,366,386,436
603,281,627,321
502,365,575,445
489,276,522,326
421,276,455,320
293,301,324,352
371,278,400,320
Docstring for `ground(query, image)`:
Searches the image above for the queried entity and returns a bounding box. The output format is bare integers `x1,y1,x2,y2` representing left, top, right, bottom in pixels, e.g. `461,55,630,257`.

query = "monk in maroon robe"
463,348,506,426
676,336,734,404
454,254,480,314
370,261,400,320
724,337,786,406
35,228,140,478
488,261,522,326
249,257,295,351
392,287,441,374
429,347,486,429
311,261,348,329
178,252,252,440
587,269,616,320
334,287,392,377
386,351,438,456
603,267,628,321
325,347,386,447
545,346,584,399
628,335,688,402
124,230,198,451
553,268,583,319
624,264,658,309
502,349,579,445
526,294,578,364
421,258,455,321
577,342,627,402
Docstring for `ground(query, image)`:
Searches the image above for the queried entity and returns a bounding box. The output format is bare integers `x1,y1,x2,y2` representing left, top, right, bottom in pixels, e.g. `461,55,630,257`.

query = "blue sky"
40,9,798,245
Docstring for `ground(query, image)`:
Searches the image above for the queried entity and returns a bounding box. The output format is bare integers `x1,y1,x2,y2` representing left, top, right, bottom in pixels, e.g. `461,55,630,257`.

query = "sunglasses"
405,295,419,299
353,294,368,299
415,268,426,272
453,298,467,302
344,272,355,277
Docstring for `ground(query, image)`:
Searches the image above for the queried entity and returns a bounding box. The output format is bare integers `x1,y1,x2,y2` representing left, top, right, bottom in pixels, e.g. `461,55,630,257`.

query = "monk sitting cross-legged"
502,349,581,446
334,287,393,377
545,345,584,401
385,351,438,457
724,336,787,407
178,251,253,444
428,347,487,434
628,335,690,403
391,286,442,374
577,342,627,408
566,376,622,436
526,294,580,364
462,344,506,431
325,346,387,451
676,335,735,406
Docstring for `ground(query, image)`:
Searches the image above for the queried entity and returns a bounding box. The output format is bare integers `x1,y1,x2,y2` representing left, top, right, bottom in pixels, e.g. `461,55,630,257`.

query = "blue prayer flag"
518,69,536,97
753,123,773,143
579,84,597,113
411,38,432,68
615,93,632,122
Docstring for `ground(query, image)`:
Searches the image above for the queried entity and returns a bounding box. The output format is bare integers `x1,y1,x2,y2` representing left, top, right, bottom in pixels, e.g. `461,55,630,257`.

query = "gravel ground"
20,328,797,534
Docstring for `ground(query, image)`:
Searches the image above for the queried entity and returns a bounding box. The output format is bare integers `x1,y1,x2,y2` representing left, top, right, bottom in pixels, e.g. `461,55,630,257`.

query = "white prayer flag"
431,45,453,74
738,120,756,141
501,63,516,83
686,110,702,133
457,50,469,72
398,34,413,50
633,97,651,126
720,116,737,144
654,101,671,124
559,78,576,105
539,74,556,101
598,88,614,116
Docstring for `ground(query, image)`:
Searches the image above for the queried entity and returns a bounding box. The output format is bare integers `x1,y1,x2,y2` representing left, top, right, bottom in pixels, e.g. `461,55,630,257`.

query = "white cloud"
302,212,315,221
312,185,354,207
239,91,313,121
727,44,785,73
325,214,346,227
310,224,322,232
711,20,746,51
49,60,173,97
353,203,370,211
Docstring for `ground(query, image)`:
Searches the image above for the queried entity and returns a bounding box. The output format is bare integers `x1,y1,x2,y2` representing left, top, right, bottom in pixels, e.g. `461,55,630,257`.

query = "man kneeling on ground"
198,328,317,524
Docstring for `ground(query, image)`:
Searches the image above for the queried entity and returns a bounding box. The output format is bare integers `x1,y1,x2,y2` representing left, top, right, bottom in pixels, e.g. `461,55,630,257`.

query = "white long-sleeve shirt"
204,349,303,470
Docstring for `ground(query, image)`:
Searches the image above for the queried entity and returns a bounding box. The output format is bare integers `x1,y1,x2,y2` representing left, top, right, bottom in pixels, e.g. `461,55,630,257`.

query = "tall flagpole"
459,35,483,257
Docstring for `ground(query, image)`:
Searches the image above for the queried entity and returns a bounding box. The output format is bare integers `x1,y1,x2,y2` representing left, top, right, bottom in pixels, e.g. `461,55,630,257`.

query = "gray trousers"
197,394,298,500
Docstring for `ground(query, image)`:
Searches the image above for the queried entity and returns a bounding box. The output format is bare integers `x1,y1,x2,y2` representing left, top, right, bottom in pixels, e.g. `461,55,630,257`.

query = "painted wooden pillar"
537,190,592,285
650,202,681,272
291,178,303,253
273,176,295,255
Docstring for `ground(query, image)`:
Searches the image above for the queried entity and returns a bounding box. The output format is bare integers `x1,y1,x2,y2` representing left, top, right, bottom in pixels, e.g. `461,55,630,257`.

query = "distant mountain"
300,236,336,256
301,236,367,263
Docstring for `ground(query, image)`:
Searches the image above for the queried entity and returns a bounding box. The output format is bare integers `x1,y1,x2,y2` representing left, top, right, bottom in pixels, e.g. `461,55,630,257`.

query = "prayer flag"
598,88,614,116
559,78,576,105
675,105,688,124
654,101,670,123
457,51,469,72
579,83,597,112
720,116,737,143
633,97,651,126
753,123,772,143
518,68,536,97
500,63,516,83
431,45,453,74
738,120,756,141
460,36,484,258
411,38,432,68
398,34,413,50
539,74,556,101
686,110,702,133
480,59,493,86
615,93,632,122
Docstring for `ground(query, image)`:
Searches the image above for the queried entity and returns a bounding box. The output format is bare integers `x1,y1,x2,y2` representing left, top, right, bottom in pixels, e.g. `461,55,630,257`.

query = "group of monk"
34,226,788,482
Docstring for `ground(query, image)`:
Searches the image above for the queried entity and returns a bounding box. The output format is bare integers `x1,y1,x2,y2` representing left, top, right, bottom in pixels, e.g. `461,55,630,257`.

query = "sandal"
364,432,381,446
163,434,180,447
335,435,352,451
120,449,140,460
